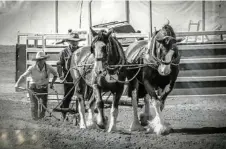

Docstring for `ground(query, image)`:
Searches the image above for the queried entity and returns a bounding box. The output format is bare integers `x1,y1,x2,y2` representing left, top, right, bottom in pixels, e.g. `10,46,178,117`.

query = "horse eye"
102,46,107,52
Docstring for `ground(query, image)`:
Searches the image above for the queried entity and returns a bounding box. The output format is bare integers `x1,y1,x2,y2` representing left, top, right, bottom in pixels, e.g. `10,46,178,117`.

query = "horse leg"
139,94,155,126
108,89,122,132
130,80,145,131
159,84,172,111
77,96,86,129
87,94,97,128
143,80,169,135
156,84,174,132
93,84,106,129
76,81,87,129
70,68,87,128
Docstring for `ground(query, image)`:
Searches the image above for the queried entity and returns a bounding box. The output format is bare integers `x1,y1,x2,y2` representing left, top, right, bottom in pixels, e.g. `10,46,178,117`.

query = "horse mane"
161,24,176,38
107,36,126,65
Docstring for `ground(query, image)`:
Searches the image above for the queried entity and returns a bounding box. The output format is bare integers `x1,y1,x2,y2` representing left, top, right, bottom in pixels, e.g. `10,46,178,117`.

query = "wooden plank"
176,30,226,37
178,69,226,77
26,48,43,52
44,45,67,48
18,33,38,37
179,49,226,58
180,62,226,70
175,80,226,88
113,33,149,39
44,35,87,40
44,48,64,52
27,36,43,40
180,57,226,64
178,44,226,50
27,60,57,66
178,40,226,45
171,87,226,95
176,76,226,82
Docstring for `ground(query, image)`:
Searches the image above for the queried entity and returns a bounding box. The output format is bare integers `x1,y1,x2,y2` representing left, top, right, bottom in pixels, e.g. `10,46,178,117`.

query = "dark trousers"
60,73,75,117
28,84,48,120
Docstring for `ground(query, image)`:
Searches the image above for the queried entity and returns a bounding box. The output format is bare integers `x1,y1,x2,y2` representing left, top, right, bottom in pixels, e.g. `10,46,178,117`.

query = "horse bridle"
151,34,179,66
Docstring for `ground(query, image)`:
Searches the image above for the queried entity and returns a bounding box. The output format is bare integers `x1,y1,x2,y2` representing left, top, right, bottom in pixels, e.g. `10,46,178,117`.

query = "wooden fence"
16,30,226,100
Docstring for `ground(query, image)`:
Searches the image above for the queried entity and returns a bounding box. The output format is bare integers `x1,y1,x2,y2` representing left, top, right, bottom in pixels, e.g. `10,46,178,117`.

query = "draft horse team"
16,20,182,135
70,20,182,135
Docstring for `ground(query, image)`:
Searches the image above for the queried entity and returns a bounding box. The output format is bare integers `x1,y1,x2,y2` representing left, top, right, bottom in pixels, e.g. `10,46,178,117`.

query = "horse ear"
176,37,185,43
106,30,113,38
90,27,98,37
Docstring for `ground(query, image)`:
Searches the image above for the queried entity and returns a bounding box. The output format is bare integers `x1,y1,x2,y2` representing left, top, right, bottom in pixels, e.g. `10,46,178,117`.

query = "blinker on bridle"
95,57,105,61
151,34,177,66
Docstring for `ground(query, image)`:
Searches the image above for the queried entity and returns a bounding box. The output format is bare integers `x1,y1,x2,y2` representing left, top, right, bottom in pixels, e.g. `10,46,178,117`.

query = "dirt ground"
1,45,226,149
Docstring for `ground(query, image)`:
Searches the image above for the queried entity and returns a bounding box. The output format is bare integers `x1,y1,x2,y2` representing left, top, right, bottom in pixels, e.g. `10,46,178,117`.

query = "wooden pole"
149,0,153,36
55,0,58,33
202,0,205,31
125,0,130,23
79,0,83,29
88,1,92,28
88,0,92,45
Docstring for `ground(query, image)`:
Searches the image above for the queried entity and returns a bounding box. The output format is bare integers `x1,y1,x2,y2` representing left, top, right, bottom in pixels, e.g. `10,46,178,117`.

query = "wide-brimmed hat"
32,51,50,61
65,32,86,42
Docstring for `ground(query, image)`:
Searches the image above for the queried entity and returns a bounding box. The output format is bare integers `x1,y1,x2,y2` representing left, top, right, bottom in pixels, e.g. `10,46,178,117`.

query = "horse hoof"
108,126,117,133
80,125,87,129
97,123,106,129
87,123,97,129
130,122,145,132
139,113,153,126
154,124,171,136
140,121,148,126
146,127,154,134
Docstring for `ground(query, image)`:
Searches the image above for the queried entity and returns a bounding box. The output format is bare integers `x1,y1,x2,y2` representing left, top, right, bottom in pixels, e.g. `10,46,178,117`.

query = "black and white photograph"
1,0,226,148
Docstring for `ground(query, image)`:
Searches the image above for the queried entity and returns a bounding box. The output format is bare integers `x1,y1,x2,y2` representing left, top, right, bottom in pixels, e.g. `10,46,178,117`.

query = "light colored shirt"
21,63,58,86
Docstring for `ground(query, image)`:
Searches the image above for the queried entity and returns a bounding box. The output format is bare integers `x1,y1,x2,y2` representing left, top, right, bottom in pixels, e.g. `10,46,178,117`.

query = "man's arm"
56,63,63,79
48,65,58,89
57,50,65,80
15,66,32,88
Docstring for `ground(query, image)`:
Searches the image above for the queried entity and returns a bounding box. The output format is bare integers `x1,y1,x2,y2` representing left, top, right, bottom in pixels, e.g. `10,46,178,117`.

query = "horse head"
90,28,125,75
149,22,181,76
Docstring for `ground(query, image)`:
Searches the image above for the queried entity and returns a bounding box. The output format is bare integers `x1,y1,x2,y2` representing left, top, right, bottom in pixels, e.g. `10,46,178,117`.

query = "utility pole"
125,0,130,23
55,0,58,33
149,0,152,36
79,0,83,29
88,0,92,28
202,0,205,31
88,0,93,45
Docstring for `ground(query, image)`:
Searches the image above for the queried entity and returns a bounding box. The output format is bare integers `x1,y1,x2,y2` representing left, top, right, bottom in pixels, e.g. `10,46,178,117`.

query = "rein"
108,67,141,84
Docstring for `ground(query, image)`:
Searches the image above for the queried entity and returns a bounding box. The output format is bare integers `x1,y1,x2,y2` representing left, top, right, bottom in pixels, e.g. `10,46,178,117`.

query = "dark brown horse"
125,22,182,135
70,29,127,132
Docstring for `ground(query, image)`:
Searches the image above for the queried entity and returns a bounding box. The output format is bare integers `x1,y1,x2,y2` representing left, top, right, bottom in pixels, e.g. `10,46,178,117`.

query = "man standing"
15,52,57,120
57,32,85,120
